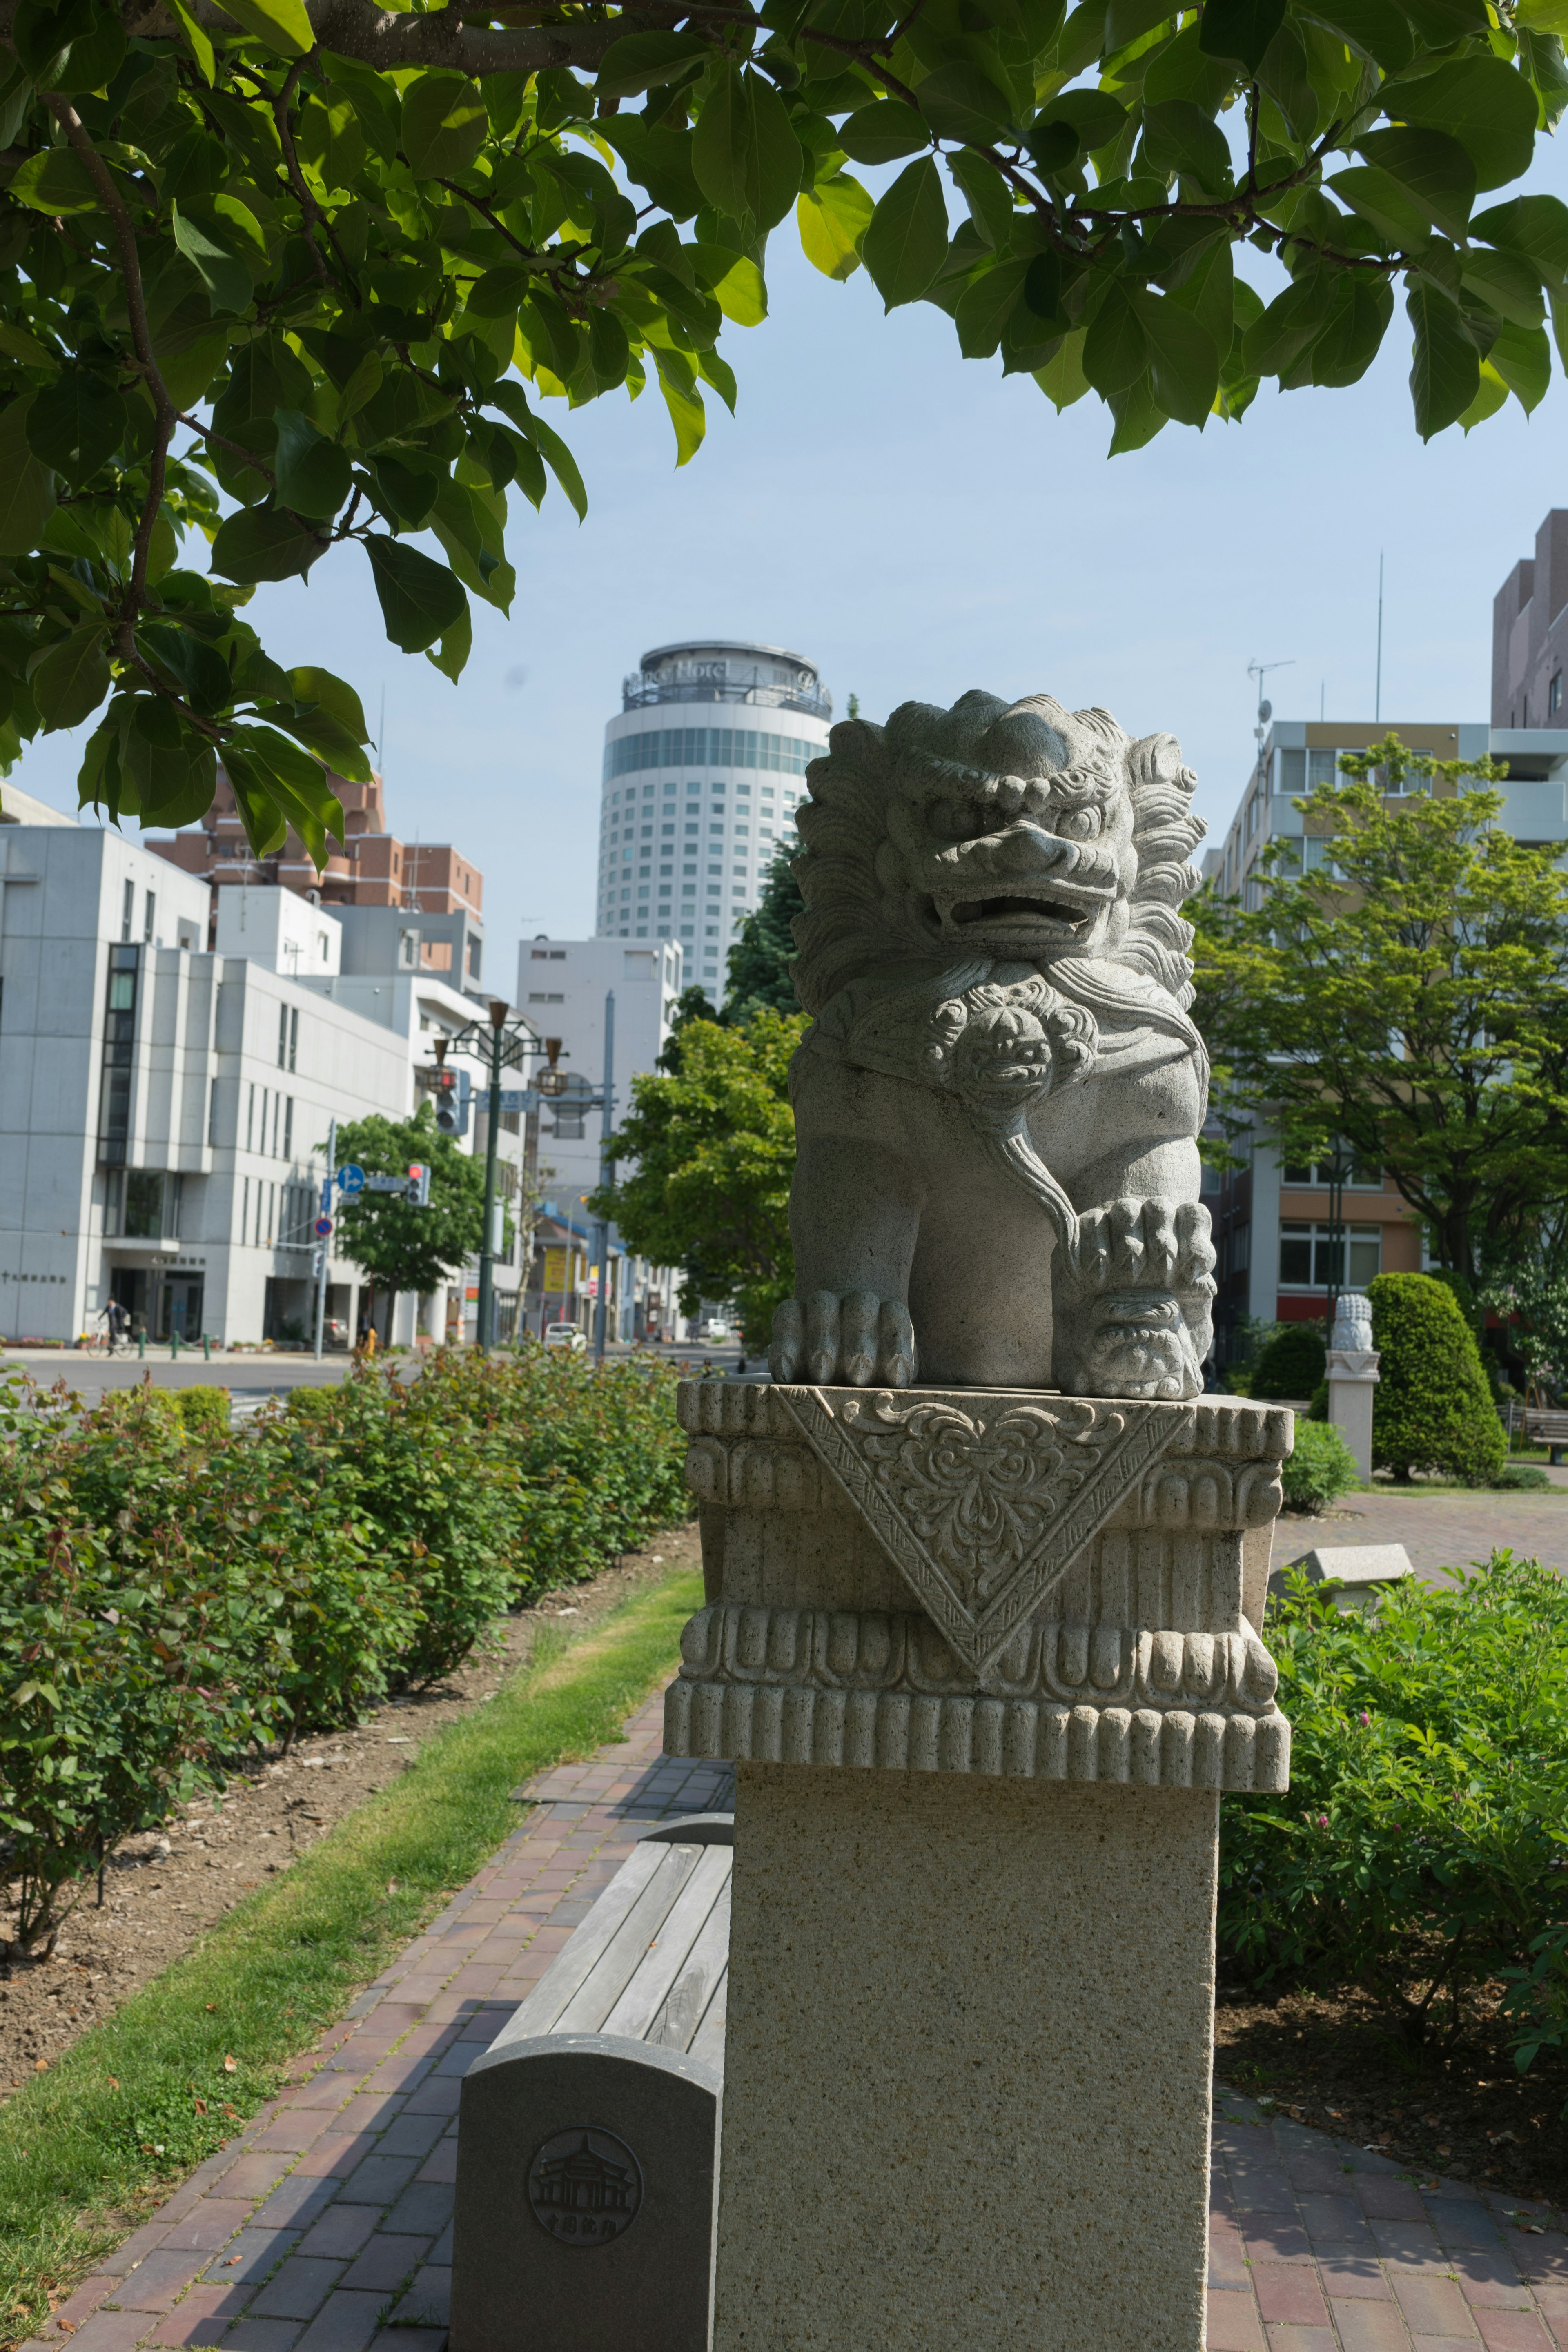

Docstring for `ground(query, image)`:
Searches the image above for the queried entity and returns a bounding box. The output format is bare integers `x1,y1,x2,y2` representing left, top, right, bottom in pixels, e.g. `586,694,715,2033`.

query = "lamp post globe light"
595,641,833,994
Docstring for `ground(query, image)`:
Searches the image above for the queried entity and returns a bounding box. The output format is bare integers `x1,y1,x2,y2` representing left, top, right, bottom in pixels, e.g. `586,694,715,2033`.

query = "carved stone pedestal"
665,1379,1292,2351
1326,1349,1380,1483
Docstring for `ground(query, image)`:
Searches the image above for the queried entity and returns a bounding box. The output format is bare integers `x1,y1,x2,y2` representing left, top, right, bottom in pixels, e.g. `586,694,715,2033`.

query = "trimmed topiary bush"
1281,1420,1360,1511
1368,1272,1507,1487
1249,1323,1328,1401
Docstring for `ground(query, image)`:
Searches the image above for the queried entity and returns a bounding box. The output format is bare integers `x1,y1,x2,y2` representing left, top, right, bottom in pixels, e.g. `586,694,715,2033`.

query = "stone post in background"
1325,1290,1380,1482
662,687,1292,2351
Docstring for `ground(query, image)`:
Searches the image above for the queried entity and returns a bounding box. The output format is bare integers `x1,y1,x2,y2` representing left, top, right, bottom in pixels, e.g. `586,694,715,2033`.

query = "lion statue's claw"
771,1291,918,1388
1070,1290,1206,1401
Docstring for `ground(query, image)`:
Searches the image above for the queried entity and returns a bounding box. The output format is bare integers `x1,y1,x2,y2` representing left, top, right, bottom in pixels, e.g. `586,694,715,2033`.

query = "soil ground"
0,1520,701,2095
1215,1977,1568,2208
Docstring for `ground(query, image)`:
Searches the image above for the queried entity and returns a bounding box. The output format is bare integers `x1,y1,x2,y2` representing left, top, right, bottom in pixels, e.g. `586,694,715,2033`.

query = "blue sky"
12,154,1568,969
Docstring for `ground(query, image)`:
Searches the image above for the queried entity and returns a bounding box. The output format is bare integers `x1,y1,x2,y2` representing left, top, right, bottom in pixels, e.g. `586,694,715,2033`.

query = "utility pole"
592,991,615,1362
476,999,506,1352
313,1114,336,1362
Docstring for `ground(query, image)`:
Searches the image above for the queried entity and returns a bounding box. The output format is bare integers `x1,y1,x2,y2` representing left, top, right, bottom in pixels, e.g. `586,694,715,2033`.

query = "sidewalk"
23,1693,1566,2352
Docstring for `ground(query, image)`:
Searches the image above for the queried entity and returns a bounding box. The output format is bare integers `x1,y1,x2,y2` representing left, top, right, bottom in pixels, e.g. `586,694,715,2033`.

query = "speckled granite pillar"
714,1764,1219,2352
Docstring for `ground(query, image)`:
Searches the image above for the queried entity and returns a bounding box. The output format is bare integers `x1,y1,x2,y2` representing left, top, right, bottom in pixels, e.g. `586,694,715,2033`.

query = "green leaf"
24,367,124,488
288,666,368,746
1083,279,1151,394
690,66,802,234
262,704,374,783
1296,0,1413,69
1198,0,1287,74
170,203,252,318
1377,57,1539,192
466,265,530,320
1133,286,1220,423
272,412,352,520
596,30,710,98
600,119,704,221
1033,326,1090,409
1309,274,1394,384
1328,163,1435,247
1459,246,1546,329
946,149,1013,249
915,62,1016,144
0,396,56,555
1027,89,1128,170
1107,370,1167,452
696,345,737,414
363,537,468,654
227,725,345,867
653,346,705,465
1486,317,1551,410
168,0,216,82
29,623,109,731
690,244,769,325
215,0,312,56
837,101,930,164
1353,127,1474,238
526,409,587,521
1470,194,1568,281
0,318,60,370
221,745,288,856
50,7,125,93
955,257,1028,356
8,146,99,214
1407,279,1479,437
1141,98,1232,193
862,158,949,310
796,174,874,280
1241,269,1336,373
400,73,487,182
210,504,328,585
426,599,472,684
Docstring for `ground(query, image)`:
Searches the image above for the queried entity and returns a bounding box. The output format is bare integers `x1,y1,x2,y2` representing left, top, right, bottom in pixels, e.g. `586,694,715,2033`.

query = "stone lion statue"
768,688,1217,1400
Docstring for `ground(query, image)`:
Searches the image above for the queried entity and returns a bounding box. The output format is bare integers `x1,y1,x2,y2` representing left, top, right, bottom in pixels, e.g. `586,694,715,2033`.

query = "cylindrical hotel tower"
595,640,833,991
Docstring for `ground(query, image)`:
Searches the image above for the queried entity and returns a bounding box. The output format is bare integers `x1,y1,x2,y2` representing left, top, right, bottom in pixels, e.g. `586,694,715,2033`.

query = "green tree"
330,1102,483,1335
0,6,1563,838
592,1007,804,1344
1248,1321,1326,1401
724,844,804,1021
1194,759,1568,1294
1367,1270,1506,1485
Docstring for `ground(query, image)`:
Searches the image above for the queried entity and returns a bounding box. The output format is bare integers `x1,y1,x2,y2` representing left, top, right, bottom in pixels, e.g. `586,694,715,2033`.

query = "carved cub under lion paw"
768,688,1216,1400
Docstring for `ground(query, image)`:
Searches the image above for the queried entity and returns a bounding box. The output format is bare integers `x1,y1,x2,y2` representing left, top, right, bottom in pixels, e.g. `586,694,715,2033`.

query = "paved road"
0,1348,370,1405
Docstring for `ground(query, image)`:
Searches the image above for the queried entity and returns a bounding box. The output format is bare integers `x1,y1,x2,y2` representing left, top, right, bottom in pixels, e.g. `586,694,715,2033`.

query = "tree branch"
63,0,630,74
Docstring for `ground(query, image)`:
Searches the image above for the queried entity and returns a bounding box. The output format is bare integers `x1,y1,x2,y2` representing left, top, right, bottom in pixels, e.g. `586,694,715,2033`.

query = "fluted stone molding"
666,1379,1292,1791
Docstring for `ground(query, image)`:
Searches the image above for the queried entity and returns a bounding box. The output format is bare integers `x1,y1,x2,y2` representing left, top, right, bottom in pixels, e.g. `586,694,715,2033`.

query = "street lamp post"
592,990,614,1363
435,1002,555,1351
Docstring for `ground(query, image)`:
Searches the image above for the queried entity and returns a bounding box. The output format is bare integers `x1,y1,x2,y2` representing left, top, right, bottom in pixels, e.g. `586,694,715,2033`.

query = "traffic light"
431,1065,470,1135
407,1163,432,1207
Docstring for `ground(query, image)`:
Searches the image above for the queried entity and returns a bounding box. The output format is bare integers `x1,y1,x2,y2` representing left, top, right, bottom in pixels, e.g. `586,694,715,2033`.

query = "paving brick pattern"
1278,1492,1568,1583
25,1691,1565,2352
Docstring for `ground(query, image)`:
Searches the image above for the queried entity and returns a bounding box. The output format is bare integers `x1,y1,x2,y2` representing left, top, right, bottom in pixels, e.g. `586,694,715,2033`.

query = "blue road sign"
314,1215,333,1238
337,1163,366,1195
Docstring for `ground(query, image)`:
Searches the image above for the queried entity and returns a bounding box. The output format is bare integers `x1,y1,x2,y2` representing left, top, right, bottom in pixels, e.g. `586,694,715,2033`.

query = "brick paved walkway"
1277,1491,1568,1583
25,1693,1566,2352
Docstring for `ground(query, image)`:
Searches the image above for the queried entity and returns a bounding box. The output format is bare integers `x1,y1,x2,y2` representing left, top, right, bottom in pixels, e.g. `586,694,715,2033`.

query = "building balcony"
620,675,832,719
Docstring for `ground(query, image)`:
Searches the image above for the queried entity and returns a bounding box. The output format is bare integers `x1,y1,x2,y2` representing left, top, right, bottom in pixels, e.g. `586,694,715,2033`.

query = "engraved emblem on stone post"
527,2128,644,2246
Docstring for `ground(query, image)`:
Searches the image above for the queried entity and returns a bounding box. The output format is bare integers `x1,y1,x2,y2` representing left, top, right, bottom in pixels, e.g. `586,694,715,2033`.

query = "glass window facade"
604,726,815,780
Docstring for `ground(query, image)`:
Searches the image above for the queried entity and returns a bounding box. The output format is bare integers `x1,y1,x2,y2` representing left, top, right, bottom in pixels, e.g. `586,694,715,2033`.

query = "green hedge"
1219,1552,1568,2063
0,1352,689,1957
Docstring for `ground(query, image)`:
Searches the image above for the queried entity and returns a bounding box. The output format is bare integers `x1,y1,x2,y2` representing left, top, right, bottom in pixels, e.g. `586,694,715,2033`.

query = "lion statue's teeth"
770,688,1217,1401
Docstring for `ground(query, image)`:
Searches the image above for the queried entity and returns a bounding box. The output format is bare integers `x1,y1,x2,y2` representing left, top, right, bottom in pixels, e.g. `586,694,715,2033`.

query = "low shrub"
1280,1420,1359,1511
1250,1324,1328,1401
1219,1552,1568,2056
1369,1272,1507,1487
1496,1463,1552,1492
0,1352,692,1934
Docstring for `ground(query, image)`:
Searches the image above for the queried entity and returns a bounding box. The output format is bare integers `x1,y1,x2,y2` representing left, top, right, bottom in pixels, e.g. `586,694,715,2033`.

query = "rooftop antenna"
1374,552,1385,724
1246,657,1295,771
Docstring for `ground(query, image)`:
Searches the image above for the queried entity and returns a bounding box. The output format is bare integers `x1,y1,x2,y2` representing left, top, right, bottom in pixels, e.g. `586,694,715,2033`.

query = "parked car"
544,1322,587,1352
701,1319,730,1342
323,1317,350,1350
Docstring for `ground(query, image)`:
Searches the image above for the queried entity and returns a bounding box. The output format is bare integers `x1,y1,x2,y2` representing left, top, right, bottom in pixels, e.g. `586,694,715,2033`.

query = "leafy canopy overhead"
0,0,1564,843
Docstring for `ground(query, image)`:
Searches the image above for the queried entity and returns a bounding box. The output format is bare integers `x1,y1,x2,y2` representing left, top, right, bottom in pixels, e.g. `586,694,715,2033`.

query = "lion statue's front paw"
770,1290,918,1388
1073,1291,1204,1401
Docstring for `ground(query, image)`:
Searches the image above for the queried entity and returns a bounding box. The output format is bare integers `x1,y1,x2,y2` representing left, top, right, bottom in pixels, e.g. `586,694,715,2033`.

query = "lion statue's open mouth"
766,687,1218,1400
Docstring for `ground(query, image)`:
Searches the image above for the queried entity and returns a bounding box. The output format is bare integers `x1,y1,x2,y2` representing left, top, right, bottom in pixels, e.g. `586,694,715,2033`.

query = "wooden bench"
1519,1408,1568,1465
450,1815,732,2352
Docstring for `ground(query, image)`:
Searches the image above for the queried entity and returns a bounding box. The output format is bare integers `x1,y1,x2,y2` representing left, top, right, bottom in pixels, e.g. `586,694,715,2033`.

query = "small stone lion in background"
768,688,1217,1401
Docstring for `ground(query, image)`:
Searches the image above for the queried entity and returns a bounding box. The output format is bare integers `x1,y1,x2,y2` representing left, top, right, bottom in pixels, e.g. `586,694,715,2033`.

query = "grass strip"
0,1567,702,2346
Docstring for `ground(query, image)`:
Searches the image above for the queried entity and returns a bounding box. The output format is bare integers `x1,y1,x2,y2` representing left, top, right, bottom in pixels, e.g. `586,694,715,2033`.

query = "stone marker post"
662,687,1292,2351
1325,1291,1380,1483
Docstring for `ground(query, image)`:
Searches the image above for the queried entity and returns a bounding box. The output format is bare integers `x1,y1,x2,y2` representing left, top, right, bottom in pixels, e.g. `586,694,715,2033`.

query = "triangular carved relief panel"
773,1386,1196,1675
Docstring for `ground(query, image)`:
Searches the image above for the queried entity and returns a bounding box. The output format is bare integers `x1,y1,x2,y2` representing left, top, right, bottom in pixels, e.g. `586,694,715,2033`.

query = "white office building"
594,639,832,994
0,818,529,1350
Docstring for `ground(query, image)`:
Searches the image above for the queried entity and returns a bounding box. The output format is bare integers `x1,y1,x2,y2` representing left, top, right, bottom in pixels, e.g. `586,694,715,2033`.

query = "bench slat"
601,1846,732,2045
648,1878,731,2057
687,1964,728,2072
551,1843,708,2037
485,1840,680,2051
